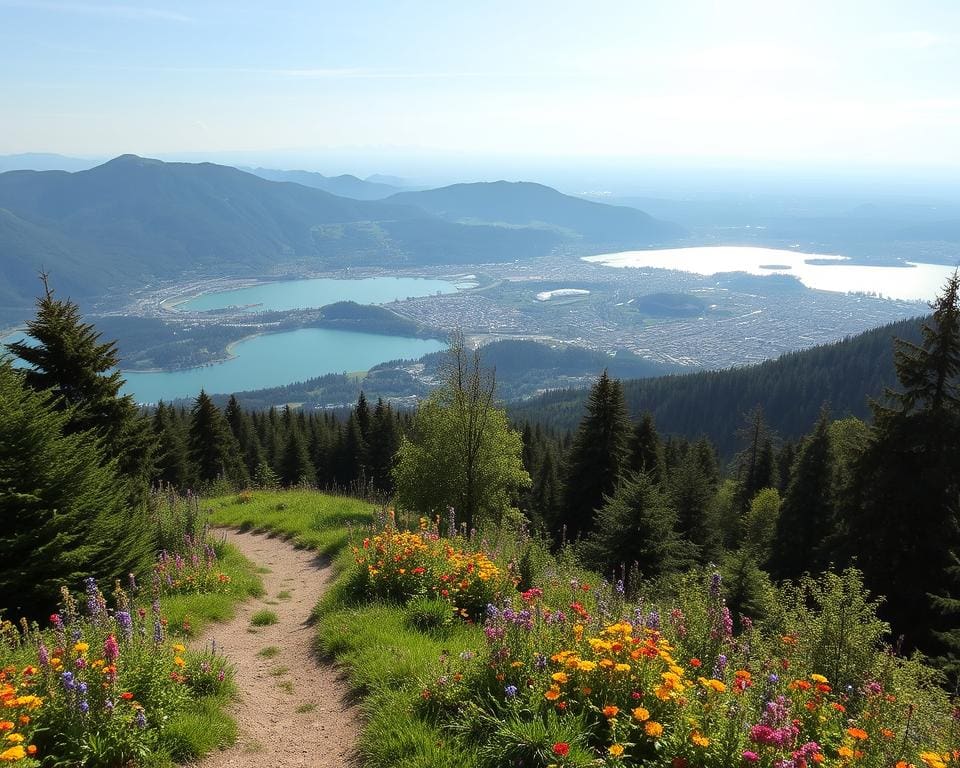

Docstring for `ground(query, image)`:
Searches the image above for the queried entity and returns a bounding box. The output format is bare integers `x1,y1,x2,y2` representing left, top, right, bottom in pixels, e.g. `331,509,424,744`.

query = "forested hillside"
511,316,925,455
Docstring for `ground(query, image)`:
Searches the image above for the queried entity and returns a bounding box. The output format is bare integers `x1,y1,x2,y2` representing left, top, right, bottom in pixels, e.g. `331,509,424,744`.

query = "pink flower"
743,751,760,763
103,634,120,662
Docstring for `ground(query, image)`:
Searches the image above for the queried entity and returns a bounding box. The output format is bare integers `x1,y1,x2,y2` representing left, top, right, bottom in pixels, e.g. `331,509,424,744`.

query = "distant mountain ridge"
389,181,683,242
241,167,402,200
0,155,677,323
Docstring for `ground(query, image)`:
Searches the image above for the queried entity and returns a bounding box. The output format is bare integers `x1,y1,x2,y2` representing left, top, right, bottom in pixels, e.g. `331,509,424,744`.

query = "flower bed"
351,522,960,768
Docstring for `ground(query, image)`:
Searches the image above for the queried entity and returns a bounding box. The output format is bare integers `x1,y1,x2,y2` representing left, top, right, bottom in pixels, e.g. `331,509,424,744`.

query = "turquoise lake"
2,327,445,404
121,328,446,404
178,276,458,313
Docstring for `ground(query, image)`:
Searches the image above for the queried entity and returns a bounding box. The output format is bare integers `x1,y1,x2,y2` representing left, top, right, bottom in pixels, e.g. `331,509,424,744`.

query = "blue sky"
2,0,959,172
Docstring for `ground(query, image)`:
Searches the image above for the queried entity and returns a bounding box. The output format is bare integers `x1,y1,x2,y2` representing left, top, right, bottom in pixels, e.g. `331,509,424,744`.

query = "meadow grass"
205,489,375,556
162,543,265,638
257,645,281,658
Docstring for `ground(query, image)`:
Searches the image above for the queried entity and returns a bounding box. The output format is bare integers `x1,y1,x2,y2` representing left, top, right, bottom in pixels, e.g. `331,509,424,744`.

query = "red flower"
690,658,702,668
553,742,570,757
121,692,134,701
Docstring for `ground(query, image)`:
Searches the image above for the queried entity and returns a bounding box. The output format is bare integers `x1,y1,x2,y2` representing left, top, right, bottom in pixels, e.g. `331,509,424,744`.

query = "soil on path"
191,529,358,768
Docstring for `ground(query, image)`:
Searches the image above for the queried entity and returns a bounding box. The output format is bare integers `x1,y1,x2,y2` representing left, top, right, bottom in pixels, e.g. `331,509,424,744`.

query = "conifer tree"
627,413,664,484
669,446,719,563
845,273,960,652
770,411,835,580
0,362,153,618
152,401,193,489
559,370,631,541
279,425,315,487
367,397,400,493
6,276,155,492
187,390,247,487
581,472,694,586
355,391,372,441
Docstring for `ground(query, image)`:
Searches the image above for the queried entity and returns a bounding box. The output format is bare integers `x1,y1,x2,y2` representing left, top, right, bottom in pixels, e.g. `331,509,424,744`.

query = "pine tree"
355,391,372,441
669,446,719,563
6,276,156,493
0,362,153,618
367,398,400,494
770,411,835,580
581,472,694,586
845,273,960,652
152,401,193,489
627,413,664,484
187,390,247,488
279,426,315,487
559,370,631,541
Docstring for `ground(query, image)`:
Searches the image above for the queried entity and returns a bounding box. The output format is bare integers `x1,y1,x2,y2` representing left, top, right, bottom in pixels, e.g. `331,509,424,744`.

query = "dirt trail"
191,529,358,767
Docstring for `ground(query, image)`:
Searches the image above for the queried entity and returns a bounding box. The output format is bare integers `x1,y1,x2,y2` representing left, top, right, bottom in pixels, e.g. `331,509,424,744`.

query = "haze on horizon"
2,0,960,179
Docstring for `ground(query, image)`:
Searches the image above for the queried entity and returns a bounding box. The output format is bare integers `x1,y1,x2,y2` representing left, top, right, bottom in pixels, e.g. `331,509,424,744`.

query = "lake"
583,246,959,302
177,275,459,313
122,328,446,404
3,327,445,404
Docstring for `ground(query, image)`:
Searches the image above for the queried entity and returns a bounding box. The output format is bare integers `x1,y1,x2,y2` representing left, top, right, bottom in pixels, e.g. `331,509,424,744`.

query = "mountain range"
0,155,679,322
241,167,403,200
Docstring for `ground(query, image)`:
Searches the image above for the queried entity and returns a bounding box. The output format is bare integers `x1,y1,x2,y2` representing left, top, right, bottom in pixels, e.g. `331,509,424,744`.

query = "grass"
257,645,281,659
295,702,316,713
159,694,239,762
278,680,294,694
251,608,279,626
277,590,292,599
205,489,375,557
162,543,265,638
269,666,289,676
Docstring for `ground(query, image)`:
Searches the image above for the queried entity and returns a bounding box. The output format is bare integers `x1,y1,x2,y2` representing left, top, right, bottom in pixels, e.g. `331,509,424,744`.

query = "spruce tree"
770,411,835,580
581,472,694,586
627,413,664,484
280,426,315,487
367,398,400,494
559,370,631,541
6,277,155,492
187,390,247,488
152,401,193,489
0,362,153,618
845,273,960,652
669,446,719,563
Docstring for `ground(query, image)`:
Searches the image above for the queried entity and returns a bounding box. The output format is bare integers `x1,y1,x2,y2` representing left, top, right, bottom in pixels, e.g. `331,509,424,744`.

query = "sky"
2,0,960,176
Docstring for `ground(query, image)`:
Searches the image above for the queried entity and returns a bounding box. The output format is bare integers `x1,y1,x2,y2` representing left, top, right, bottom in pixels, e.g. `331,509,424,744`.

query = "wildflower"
602,705,619,718
809,673,828,684
690,658,702,668
73,641,89,655
103,634,119,662
0,745,26,761
504,685,518,699
632,706,650,722
691,732,710,747
135,709,147,729
609,744,624,757
545,686,561,701
552,742,570,757
644,721,664,738
846,727,868,741
552,672,569,684
742,751,759,763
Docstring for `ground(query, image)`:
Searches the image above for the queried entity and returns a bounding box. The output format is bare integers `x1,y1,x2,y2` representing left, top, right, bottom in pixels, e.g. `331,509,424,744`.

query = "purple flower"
710,571,722,599
104,634,120,662
504,685,518,699
135,709,147,729
645,609,660,630
534,653,548,672
153,619,164,644
38,641,50,668
115,611,133,642
60,671,75,690
78,699,89,715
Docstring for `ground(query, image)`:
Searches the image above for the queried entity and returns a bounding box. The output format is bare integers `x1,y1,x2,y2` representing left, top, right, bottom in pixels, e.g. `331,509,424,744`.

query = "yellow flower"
691,732,710,747
838,746,854,759
172,643,186,653
920,754,948,768
614,663,632,673
551,672,569,684
698,677,726,693
173,656,186,668
608,744,624,757
4,735,23,744
632,706,650,722
577,660,597,672
0,745,26,761
644,721,664,738
73,642,89,655
810,673,828,684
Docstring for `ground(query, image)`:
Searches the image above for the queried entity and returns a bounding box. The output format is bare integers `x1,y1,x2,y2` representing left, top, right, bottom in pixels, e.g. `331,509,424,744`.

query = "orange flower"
846,727,868,741
691,732,710,747
644,721,664,738
632,706,650,722
608,744,625,757
544,686,561,701
602,705,619,718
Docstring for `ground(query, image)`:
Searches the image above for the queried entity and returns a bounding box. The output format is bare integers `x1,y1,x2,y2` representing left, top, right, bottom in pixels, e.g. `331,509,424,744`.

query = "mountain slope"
0,156,563,317
388,181,683,243
509,317,925,456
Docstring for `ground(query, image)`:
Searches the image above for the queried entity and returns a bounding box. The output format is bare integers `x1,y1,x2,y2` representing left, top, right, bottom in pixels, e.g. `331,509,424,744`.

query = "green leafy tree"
393,334,529,530
559,370,631,541
0,362,153,618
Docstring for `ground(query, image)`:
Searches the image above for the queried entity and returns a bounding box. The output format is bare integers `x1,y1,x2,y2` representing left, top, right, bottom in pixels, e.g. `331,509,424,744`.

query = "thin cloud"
0,1,193,22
